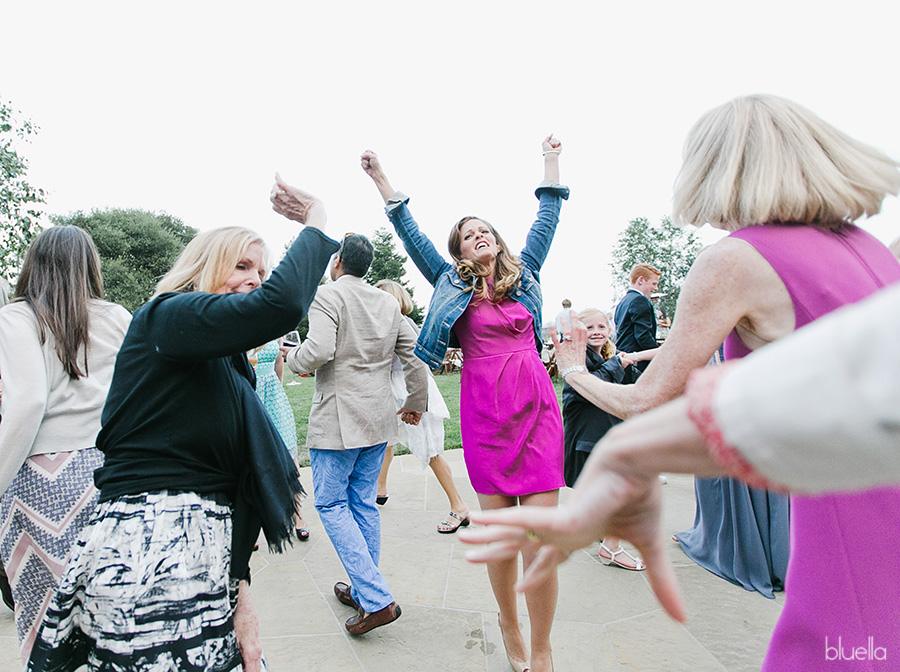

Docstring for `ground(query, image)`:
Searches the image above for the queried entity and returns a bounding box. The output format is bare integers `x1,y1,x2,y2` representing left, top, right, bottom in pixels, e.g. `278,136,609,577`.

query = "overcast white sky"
5,0,899,320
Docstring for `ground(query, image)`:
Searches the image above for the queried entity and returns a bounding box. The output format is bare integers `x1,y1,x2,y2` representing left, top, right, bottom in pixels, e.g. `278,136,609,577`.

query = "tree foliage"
0,97,46,282
52,208,197,312
365,227,424,325
609,216,702,320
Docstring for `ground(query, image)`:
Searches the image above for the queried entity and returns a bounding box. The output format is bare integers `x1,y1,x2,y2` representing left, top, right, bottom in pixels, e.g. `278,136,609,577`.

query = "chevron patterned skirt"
0,447,103,664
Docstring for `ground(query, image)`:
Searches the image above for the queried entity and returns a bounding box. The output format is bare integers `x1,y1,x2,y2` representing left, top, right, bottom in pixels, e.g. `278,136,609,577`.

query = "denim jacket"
385,181,570,369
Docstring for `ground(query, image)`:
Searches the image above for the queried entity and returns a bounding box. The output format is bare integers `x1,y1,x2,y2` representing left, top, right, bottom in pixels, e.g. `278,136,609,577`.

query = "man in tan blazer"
286,233,427,635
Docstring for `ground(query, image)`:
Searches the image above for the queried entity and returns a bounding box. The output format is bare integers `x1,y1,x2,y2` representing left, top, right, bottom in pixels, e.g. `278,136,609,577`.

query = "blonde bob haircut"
153,227,271,297
375,279,413,315
577,308,616,361
448,216,523,302
673,94,900,231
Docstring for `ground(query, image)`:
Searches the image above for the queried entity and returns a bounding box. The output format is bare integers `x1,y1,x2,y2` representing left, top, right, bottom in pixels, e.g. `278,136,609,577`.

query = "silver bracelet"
542,148,561,155
559,364,588,379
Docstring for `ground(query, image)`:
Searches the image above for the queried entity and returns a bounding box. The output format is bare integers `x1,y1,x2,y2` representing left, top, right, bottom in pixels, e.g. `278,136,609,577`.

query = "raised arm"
541,133,561,184
270,173,326,231
520,135,569,272
149,181,338,361
361,150,450,286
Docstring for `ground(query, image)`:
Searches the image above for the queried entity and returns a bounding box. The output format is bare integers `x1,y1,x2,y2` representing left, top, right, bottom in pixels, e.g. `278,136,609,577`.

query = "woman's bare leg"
519,489,560,672
477,492,528,665
376,445,394,499
430,455,470,530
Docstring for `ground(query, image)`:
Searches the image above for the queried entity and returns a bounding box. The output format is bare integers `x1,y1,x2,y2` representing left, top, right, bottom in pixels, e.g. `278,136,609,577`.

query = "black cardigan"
561,348,626,487
94,226,340,578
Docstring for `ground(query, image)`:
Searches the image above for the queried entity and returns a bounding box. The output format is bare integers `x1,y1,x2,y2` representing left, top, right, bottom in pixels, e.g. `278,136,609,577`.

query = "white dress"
389,317,450,467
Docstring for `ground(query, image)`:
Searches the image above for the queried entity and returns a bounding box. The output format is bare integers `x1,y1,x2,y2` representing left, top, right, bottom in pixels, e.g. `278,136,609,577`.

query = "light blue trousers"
309,444,393,613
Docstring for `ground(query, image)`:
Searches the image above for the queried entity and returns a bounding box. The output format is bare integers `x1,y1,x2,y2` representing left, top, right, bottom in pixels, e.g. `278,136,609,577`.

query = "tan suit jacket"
286,274,428,450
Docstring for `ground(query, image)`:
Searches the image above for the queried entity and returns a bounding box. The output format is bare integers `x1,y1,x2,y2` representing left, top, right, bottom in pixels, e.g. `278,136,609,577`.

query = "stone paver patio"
0,449,782,671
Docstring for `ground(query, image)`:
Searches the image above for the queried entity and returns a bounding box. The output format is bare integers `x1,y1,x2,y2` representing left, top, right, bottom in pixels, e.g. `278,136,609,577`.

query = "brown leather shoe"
334,582,360,610
345,601,401,635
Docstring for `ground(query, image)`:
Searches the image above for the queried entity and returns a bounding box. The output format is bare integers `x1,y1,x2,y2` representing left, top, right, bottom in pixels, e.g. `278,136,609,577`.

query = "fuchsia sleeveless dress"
726,223,900,671
453,293,565,496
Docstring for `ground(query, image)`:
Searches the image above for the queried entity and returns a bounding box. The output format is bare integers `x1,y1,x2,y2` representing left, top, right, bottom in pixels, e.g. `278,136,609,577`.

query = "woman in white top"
0,226,130,663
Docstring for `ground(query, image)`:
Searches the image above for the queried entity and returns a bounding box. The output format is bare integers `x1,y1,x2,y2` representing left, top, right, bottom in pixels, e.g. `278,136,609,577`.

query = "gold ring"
525,529,541,543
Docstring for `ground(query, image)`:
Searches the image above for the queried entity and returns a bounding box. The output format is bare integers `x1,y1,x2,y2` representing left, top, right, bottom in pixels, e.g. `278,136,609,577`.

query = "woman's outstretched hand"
458,451,685,622
270,173,326,231
361,150,396,204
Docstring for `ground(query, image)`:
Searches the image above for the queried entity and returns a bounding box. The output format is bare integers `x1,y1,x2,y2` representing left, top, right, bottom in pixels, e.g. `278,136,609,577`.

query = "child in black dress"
561,308,646,570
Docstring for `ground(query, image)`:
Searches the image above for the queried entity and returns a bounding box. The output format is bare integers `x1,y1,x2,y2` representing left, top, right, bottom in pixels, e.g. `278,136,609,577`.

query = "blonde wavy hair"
375,279,413,315
448,216,523,302
153,227,271,296
578,308,616,361
673,94,900,231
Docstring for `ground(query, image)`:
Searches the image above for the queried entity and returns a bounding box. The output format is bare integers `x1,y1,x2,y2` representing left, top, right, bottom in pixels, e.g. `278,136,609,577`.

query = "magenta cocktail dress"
453,294,564,496
725,223,900,671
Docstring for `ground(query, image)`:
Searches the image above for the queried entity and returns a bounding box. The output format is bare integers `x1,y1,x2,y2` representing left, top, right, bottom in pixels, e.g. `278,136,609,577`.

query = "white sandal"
598,542,646,571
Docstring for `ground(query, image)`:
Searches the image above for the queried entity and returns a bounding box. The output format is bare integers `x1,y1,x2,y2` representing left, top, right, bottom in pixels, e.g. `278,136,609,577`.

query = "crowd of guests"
462,94,900,672
0,93,896,672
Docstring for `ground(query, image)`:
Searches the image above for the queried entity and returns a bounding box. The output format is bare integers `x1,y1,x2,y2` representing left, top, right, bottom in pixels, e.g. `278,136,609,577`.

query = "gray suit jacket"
286,274,429,450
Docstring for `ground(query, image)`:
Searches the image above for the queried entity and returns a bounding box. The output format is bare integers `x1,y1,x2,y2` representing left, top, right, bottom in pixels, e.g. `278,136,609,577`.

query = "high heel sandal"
498,614,529,672
295,484,310,541
436,510,470,534
597,542,645,571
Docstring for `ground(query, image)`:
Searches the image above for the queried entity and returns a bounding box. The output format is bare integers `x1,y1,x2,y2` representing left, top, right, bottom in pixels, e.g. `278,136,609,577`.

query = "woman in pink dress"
363,137,567,672
462,96,900,671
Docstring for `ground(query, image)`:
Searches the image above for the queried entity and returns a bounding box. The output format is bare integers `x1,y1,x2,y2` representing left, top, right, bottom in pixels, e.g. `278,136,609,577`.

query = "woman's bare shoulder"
690,234,794,345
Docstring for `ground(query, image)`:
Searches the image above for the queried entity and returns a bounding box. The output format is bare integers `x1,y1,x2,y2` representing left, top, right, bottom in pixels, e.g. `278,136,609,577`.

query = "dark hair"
14,226,105,379
339,234,374,277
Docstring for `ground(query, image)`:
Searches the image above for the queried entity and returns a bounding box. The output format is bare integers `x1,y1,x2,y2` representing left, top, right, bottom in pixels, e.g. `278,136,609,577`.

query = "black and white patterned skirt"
28,490,256,672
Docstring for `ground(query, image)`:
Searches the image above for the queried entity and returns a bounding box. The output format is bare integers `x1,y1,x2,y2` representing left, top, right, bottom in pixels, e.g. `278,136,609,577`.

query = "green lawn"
284,370,565,467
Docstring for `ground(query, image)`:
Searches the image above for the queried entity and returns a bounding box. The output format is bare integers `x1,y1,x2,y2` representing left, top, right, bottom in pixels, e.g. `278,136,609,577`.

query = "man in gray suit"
286,233,428,635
